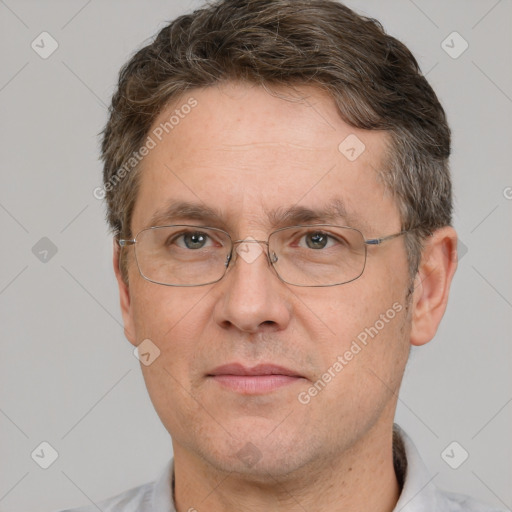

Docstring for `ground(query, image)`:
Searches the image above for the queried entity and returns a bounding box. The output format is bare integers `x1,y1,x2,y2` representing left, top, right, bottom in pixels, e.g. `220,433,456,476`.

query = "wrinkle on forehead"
217,142,323,151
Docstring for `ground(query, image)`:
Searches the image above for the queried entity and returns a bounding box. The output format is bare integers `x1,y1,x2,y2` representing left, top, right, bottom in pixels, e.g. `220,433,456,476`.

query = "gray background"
0,1,511,511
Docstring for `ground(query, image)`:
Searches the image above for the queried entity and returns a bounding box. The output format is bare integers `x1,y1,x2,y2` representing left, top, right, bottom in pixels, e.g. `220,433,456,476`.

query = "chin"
189,417,324,481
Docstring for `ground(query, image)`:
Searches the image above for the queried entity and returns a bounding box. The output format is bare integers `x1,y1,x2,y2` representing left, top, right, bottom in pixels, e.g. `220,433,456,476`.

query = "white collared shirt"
56,427,504,512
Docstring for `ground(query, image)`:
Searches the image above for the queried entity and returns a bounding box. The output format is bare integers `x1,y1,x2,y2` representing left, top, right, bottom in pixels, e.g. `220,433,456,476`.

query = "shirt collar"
392,425,450,512
152,458,175,512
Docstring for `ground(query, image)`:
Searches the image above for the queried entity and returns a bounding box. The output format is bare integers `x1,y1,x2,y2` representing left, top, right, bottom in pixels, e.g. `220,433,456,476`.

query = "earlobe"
409,227,458,347
113,240,137,345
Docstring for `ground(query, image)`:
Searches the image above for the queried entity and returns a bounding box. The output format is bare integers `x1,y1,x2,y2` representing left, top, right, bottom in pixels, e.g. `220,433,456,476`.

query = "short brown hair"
101,0,451,282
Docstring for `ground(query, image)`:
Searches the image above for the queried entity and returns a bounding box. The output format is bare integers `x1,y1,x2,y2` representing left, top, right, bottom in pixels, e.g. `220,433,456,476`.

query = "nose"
212,239,292,334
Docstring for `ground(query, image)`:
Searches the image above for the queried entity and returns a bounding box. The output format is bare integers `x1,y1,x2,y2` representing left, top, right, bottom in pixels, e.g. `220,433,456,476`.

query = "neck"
173,423,401,512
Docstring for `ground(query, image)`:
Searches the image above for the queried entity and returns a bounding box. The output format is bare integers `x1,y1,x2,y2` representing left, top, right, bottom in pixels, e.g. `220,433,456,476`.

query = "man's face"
118,82,413,477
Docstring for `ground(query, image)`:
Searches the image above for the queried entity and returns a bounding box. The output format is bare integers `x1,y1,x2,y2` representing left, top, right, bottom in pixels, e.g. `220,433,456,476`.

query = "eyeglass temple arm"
364,231,409,246
118,239,136,247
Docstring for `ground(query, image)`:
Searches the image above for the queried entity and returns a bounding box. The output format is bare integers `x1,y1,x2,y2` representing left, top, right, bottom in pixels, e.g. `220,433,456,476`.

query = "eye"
174,231,214,250
300,231,335,250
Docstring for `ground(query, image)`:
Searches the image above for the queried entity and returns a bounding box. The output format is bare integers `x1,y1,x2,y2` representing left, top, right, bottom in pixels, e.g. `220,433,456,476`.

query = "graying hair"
101,0,451,282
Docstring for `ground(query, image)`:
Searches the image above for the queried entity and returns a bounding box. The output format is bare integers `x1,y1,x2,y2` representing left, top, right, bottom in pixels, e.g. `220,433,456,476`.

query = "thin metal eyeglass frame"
118,224,412,287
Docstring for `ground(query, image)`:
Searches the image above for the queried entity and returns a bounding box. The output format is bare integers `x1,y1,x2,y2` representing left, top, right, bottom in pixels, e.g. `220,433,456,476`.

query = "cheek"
322,294,408,361
129,283,217,385
130,281,202,335
139,362,203,448
310,272,411,390
130,285,212,437
308,300,410,423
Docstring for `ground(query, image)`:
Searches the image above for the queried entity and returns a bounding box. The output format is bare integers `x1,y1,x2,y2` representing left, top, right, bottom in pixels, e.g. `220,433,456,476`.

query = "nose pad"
224,243,276,270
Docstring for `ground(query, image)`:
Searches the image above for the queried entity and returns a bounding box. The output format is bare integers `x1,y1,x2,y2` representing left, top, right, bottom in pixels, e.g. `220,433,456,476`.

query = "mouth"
207,363,305,395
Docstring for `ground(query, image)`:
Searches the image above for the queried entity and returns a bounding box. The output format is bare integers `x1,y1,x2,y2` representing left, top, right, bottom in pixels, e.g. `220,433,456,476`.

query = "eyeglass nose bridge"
226,238,278,269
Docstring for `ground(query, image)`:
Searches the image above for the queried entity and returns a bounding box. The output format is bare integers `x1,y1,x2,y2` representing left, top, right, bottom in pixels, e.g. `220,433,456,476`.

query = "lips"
209,363,302,377
208,363,304,394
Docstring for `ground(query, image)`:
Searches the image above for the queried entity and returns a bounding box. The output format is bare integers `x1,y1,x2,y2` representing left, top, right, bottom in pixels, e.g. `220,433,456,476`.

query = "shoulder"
437,489,507,512
54,458,174,512
54,480,154,512
393,426,506,512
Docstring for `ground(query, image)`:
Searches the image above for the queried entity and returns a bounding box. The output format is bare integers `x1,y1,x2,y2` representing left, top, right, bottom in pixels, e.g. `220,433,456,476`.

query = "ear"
113,240,137,346
409,226,458,347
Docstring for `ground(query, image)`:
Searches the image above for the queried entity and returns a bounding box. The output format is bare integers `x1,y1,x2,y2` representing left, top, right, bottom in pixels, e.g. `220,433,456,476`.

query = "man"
59,0,503,510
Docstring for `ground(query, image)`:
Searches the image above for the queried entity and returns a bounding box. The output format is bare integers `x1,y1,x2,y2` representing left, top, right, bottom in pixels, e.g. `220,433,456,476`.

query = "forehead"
131,82,397,235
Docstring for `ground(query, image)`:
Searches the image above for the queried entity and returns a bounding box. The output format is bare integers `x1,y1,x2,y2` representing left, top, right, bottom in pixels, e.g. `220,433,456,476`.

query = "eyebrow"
267,199,351,227
145,201,223,230
144,199,369,232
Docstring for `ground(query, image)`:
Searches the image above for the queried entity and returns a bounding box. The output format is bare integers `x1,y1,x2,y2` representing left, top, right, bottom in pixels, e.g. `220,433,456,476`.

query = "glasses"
119,224,409,287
